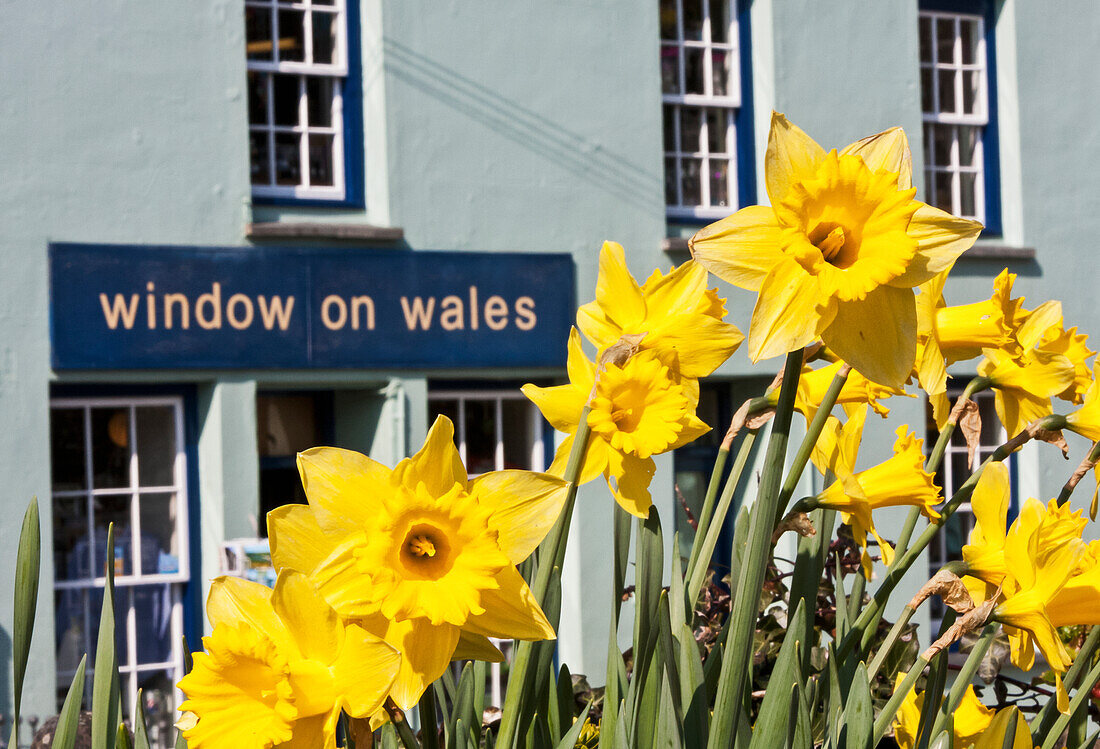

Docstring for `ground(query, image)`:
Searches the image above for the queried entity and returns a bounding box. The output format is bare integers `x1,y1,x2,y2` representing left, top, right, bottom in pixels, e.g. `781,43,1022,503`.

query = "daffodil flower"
971,707,1033,749
267,416,568,713
523,328,709,518
1065,362,1100,440
690,112,982,387
576,241,743,379
178,573,400,749
776,358,909,423
810,406,940,576
891,672,994,749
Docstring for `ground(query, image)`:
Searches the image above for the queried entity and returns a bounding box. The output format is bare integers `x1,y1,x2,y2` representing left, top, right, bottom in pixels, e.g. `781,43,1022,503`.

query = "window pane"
919,16,933,63
709,159,729,207
429,399,460,430
932,124,953,167
684,47,705,95
920,67,934,113
245,5,274,61
962,70,981,115
257,395,319,457
706,108,727,153
140,493,180,573
274,133,302,185
306,76,334,127
682,0,703,41
136,406,176,488
55,588,91,674
959,172,977,217
52,408,86,492
248,71,270,125
309,134,335,187
502,401,535,470
936,18,955,63
312,10,337,65
659,0,677,40
708,0,730,44
711,49,730,97
937,69,956,114
680,108,702,153
660,45,681,95
681,158,702,206
94,494,133,576
665,156,679,205
463,400,496,475
132,585,174,664
958,126,979,167
92,408,130,489
662,105,676,152
53,496,89,581
250,131,272,185
272,74,300,126
934,171,954,213
277,9,306,62
960,19,980,65
137,669,178,740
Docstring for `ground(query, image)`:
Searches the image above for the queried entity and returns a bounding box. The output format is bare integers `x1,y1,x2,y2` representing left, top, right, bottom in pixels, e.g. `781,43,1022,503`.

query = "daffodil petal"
566,327,596,393
271,570,341,664
331,623,402,718
764,111,828,206
888,204,982,288
593,241,646,329
297,447,390,537
969,462,1010,548
839,127,912,189
549,433,610,484
311,536,378,619
821,285,916,388
644,313,744,380
276,713,331,749
463,564,556,641
358,615,460,711
521,382,585,433
641,259,709,312
205,576,291,651
268,504,332,575
607,452,656,519
453,630,505,662
689,205,786,292
472,470,569,563
394,415,468,497
748,256,828,362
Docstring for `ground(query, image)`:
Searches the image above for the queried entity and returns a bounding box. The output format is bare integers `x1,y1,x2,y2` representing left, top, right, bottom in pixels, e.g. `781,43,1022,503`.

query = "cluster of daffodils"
173,112,1100,749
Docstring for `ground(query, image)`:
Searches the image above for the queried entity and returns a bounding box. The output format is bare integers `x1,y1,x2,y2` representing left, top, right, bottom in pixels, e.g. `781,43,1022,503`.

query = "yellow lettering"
146,282,156,329
439,295,464,331
515,296,537,331
99,293,139,330
350,296,375,331
163,293,190,329
258,295,295,331
226,293,254,329
468,286,479,330
322,295,348,330
484,295,508,331
196,282,222,330
400,296,436,330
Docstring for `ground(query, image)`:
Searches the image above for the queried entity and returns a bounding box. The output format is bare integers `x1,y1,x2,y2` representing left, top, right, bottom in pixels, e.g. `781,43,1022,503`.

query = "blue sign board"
49,243,575,370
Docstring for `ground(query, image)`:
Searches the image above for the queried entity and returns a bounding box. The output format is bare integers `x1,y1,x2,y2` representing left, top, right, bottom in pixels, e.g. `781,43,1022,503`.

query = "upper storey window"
246,0,349,201
919,7,996,227
660,0,743,219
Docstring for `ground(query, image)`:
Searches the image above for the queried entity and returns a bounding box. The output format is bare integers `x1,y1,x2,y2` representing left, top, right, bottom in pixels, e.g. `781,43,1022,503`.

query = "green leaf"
11,497,41,749
553,701,592,749
454,719,468,749
116,723,132,749
749,601,809,749
472,659,486,732
554,663,574,741
420,682,441,749
633,507,665,677
133,690,151,749
677,621,708,746
451,663,478,746
54,654,88,749
841,662,872,749
612,502,632,622
92,524,120,749
928,731,952,749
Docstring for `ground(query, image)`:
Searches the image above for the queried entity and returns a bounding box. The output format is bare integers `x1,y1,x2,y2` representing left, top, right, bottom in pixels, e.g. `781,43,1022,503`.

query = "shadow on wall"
382,39,664,213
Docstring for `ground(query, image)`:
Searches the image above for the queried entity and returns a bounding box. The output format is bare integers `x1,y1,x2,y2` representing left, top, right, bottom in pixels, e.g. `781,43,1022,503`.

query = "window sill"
246,222,405,242
963,241,1036,260
661,237,692,253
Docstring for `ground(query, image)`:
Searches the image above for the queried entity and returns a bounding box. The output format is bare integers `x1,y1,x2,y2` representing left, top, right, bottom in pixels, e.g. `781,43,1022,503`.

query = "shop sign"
50,243,575,369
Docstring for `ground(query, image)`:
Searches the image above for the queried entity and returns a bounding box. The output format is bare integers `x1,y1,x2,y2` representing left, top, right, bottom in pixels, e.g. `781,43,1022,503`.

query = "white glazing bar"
129,406,142,576
494,398,504,472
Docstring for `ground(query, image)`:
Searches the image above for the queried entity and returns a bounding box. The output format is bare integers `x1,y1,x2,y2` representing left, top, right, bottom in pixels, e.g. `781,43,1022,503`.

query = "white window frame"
661,0,741,220
246,0,349,201
50,396,190,737
919,10,989,223
427,389,547,707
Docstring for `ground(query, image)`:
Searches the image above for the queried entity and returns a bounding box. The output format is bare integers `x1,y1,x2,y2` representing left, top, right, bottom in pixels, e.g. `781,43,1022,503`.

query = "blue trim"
252,0,365,210
735,0,757,208
919,0,1003,237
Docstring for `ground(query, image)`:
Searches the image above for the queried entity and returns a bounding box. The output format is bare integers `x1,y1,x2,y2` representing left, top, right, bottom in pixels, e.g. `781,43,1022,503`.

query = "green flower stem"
384,698,422,749
686,445,728,575
1057,439,1100,505
930,623,998,739
772,364,852,528
1039,654,1100,749
866,605,915,681
1030,624,1100,737
708,348,804,748
418,687,439,749
496,410,592,749
840,414,1063,661
872,654,930,746
685,429,759,606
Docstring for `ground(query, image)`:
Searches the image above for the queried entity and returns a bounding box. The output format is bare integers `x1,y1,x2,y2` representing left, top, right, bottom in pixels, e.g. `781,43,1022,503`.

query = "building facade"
1,0,1098,738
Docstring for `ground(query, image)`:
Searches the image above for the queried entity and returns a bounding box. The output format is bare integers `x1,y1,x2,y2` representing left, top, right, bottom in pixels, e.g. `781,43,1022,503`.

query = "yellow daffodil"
690,112,982,387
1065,361,1100,440
971,707,1032,749
915,268,1018,397
811,406,940,575
892,673,993,749
267,416,568,713
178,573,400,749
523,328,709,518
1038,322,1095,405
575,241,743,378
784,359,910,422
